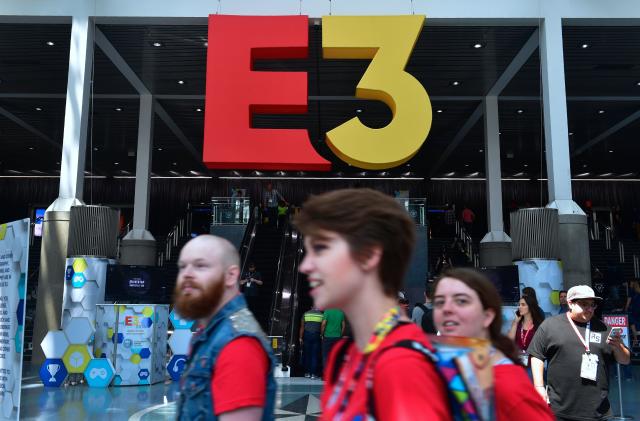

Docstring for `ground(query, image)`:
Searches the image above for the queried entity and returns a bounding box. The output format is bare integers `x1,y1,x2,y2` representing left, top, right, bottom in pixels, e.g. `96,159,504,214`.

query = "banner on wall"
0,219,30,420
515,259,563,317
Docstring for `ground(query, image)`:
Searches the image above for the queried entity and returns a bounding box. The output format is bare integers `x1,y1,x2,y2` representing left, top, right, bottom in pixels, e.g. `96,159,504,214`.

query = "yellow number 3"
323,15,431,169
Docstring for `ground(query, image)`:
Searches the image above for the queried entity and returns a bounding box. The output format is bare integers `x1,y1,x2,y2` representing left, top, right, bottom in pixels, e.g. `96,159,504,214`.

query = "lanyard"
328,307,401,419
566,312,590,352
519,321,533,349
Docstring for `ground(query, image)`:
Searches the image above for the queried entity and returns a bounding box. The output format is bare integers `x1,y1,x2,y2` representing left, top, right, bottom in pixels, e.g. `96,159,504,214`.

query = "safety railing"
157,213,191,267
633,255,640,278
212,197,251,225
395,197,426,226
268,224,292,334
454,220,480,267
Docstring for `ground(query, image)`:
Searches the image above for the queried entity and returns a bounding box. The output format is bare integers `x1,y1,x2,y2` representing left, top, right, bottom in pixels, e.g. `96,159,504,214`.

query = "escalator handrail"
267,223,291,336
239,212,257,277
283,229,304,367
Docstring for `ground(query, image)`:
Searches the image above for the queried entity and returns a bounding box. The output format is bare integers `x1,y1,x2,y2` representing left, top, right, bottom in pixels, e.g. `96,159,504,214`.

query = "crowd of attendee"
173,188,634,421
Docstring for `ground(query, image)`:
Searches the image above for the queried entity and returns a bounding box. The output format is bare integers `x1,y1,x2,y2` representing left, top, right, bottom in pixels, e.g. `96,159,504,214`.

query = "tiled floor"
18,365,640,420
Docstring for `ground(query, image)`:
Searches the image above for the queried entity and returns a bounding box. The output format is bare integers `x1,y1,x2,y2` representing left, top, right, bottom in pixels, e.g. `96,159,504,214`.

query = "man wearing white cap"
528,285,630,420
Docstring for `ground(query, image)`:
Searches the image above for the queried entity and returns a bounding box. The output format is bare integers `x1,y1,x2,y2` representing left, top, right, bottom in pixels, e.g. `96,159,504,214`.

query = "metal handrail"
239,216,257,276
283,228,304,369
268,224,291,334
633,255,640,278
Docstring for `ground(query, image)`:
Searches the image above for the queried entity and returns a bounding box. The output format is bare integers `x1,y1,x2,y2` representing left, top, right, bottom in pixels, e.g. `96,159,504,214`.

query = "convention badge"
580,353,598,381
589,332,601,344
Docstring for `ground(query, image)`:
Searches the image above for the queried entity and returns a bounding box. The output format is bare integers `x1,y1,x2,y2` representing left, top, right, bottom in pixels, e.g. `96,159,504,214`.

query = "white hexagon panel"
64,317,94,345
168,330,193,356
41,331,70,359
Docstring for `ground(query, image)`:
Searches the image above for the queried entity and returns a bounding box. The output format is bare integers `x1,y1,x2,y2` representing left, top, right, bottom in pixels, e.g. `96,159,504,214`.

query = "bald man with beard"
173,235,276,421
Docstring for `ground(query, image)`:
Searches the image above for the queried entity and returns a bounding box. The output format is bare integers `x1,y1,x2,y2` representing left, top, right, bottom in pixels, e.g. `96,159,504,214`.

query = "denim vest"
177,294,276,421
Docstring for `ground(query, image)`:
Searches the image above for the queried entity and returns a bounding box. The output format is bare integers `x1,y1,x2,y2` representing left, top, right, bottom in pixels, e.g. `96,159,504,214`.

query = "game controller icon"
89,368,108,379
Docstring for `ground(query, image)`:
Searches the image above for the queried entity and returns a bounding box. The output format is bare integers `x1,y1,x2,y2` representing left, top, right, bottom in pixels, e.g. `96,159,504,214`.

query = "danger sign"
603,314,630,348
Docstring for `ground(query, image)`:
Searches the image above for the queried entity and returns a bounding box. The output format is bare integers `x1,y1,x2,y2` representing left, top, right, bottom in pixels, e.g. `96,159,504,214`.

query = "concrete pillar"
32,15,94,365
540,16,590,289
479,96,512,267
120,94,157,266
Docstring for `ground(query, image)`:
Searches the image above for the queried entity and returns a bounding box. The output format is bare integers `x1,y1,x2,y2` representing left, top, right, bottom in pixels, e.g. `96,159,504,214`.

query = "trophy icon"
46,363,60,382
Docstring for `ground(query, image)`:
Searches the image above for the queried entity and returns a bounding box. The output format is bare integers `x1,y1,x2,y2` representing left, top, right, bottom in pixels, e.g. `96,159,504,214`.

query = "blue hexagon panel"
71,272,87,288
65,265,74,281
111,333,124,344
167,354,187,382
169,310,194,330
139,348,151,359
39,359,68,387
16,299,24,325
84,359,115,388
138,368,150,384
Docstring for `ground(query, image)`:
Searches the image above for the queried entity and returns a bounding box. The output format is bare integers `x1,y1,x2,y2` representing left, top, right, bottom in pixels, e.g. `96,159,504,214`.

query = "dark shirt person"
174,235,276,421
529,285,630,420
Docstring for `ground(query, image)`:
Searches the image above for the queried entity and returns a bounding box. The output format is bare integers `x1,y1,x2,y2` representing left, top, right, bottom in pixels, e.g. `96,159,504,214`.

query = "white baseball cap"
567,285,602,302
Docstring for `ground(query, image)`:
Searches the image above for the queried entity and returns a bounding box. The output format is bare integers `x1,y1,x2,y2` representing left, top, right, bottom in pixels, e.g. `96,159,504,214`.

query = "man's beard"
173,278,225,321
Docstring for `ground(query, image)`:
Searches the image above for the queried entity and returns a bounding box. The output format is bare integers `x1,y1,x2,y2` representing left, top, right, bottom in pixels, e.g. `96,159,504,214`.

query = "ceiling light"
172,162,177,166
516,109,524,114
451,81,460,86
636,81,640,86
93,147,98,151
157,147,163,151
436,109,443,113
499,132,502,135
177,80,185,85
406,164,411,167
581,43,589,49
620,172,635,177
203,41,208,47
445,172,455,177
115,107,122,112
152,42,162,47
569,132,574,136
196,108,202,112
524,164,528,167
380,171,388,176
465,164,469,167
46,41,55,46
114,162,119,165
189,170,199,175
473,43,485,49
478,149,483,153
576,172,590,177
583,164,588,168
598,109,605,114
468,172,480,177
513,172,524,177
600,173,613,177
609,150,614,153
56,161,60,165
35,107,42,111
356,109,362,113
28,146,34,151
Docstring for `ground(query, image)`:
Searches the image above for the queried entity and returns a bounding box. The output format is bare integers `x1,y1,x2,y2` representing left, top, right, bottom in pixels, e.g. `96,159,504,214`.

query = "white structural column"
479,96,512,266
540,16,590,288
120,94,157,265
49,15,94,211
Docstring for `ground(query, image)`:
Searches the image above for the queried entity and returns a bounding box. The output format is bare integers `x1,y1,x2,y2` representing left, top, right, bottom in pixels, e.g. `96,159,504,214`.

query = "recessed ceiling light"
46,41,55,46
152,42,162,47
436,109,443,113
203,41,208,47
406,164,411,167
517,109,524,114
196,108,202,112
583,164,588,168
576,172,590,177
581,43,589,49
114,162,119,165
598,109,605,114
28,146,34,150
177,80,185,85
498,132,502,135
56,161,60,165
524,164,528,167
473,42,485,49
93,147,98,151
115,107,122,112
451,81,460,86
35,107,42,111
445,172,455,176
465,164,469,167
189,170,199,175
356,109,362,113
609,150,614,153
478,149,483,153
157,147,163,151
172,162,177,166
569,132,574,136
636,81,640,86
600,173,613,177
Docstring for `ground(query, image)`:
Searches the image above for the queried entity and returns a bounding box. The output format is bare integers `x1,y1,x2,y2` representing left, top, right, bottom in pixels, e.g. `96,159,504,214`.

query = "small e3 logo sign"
204,15,432,171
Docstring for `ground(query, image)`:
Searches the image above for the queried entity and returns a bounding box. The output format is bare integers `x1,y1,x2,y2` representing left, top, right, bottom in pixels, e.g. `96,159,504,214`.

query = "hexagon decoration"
18,274,26,298
138,368,150,384
169,309,194,330
41,331,70,359
139,348,151,359
63,317,94,344
142,306,154,317
84,358,115,388
130,354,142,365
71,272,87,288
167,354,188,382
65,265,74,281
16,299,24,325
112,332,124,344
168,330,193,355
39,358,68,387
72,258,88,274
112,375,122,386
140,317,153,328
62,344,92,373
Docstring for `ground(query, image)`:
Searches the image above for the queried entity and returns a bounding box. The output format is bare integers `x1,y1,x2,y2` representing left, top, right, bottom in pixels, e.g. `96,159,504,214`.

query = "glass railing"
395,197,426,226
211,197,251,225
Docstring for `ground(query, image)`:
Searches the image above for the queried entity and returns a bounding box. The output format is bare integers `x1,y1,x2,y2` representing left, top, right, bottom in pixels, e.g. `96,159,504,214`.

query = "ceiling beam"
572,109,640,157
428,29,539,177
0,106,60,149
94,27,208,171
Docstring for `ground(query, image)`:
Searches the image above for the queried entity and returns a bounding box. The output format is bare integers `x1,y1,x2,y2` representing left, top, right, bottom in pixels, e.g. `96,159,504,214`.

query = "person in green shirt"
321,308,345,368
